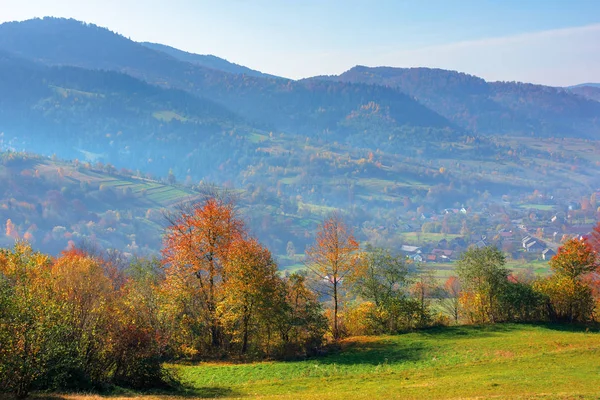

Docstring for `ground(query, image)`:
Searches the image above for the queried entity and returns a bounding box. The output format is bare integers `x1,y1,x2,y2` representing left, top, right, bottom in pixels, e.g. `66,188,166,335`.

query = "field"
35,160,200,207
34,324,600,400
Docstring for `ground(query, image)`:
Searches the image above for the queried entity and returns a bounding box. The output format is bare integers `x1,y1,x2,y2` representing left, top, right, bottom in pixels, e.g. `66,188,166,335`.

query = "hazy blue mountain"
140,41,277,78
570,85,600,102
569,83,600,88
0,49,261,180
0,18,452,136
326,66,600,138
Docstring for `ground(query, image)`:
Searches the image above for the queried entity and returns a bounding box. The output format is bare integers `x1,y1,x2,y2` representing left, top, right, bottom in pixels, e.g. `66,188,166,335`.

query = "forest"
1,193,599,398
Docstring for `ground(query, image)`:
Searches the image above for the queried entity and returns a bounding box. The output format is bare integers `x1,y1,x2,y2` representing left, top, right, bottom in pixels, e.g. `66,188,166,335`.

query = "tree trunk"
333,280,339,340
241,319,249,354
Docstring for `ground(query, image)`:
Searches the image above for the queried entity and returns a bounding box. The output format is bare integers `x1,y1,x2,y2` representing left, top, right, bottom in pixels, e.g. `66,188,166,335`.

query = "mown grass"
518,203,556,211
33,323,599,400
172,324,600,396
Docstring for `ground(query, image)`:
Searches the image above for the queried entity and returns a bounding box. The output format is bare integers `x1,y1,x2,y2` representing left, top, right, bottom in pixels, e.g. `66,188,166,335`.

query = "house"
566,225,594,237
522,236,545,253
542,248,556,260
431,248,454,262
401,245,421,254
432,249,454,257
426,255,437,262
412,254,424,263
474,238,488,249
449,237,467,249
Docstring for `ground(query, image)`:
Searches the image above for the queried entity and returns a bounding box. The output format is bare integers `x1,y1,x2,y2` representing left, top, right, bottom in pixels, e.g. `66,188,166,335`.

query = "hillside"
53,324,600,399
0,152,204,255
0,18,452,136
328,66,600,137
140,41,276,78
570,85,600,102
0,49,256,180
0,18,599,264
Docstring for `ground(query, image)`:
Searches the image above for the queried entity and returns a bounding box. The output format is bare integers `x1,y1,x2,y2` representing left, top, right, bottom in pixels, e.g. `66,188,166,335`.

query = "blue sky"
0,0,599,85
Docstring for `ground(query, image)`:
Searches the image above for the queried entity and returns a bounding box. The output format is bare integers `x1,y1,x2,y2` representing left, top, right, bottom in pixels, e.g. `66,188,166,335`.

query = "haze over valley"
1,7,600,400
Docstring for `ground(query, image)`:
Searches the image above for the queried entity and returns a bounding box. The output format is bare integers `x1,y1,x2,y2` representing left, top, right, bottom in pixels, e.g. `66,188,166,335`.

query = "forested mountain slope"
326,66,600,137
0,18,452,136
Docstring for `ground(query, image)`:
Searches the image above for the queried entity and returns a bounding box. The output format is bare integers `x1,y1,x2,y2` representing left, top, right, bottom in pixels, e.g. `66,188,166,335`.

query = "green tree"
352,245,410,308
455,246,508,323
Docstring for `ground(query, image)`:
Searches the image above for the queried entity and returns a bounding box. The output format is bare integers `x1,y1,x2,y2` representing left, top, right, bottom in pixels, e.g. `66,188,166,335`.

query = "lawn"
518,203,556,211
39,323,600,399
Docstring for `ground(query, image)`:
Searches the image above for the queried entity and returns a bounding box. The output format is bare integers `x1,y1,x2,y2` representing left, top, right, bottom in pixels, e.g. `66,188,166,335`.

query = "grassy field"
38,323,600,400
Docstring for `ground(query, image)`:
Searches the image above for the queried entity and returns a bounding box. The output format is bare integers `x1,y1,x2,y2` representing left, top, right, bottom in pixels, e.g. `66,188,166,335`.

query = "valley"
1,13,600,400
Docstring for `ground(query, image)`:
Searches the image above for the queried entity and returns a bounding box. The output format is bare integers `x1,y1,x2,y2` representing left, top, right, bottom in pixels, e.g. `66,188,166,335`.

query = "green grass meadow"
30,323,600,399
66,323,589,400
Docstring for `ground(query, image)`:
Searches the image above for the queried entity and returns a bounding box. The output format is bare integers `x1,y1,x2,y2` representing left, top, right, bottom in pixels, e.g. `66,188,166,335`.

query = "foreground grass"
32,324,600,399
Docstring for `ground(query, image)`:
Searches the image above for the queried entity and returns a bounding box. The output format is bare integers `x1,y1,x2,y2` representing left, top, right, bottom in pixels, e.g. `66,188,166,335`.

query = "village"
387,190,600,267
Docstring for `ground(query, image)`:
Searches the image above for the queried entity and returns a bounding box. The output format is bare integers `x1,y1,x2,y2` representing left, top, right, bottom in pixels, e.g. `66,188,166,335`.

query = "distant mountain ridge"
569,83,600,88
324,65,600,137
569,85,600,102
0,48,258,180
140,42,277,79
0,17,598,143
0,17,452,136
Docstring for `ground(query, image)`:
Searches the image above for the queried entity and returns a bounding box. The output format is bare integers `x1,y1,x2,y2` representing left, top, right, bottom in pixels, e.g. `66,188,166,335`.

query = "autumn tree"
410,267,436,328
350,245,420,333
438,276,461,324
584,221,600,257
111,257,168,387
305,213,359,339
274,273,327,356
456,245,509,323
549,238,598,279
220,237,280,355
162,195,245,351
535,238,598,322
0,242,57,399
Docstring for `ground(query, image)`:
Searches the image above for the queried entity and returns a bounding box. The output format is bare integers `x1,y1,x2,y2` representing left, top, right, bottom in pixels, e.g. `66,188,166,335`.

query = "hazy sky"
1,0,599,85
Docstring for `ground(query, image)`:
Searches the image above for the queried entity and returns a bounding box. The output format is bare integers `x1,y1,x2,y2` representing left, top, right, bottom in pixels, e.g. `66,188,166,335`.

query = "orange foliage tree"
161,196,245,351
535,237,599,322
305,213,359,339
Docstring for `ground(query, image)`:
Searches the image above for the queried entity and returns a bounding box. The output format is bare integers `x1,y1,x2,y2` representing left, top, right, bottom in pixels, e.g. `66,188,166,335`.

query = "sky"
0,0,599,86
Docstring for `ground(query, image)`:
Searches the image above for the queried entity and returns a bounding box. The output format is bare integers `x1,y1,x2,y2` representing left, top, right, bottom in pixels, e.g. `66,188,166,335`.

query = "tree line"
1,194,599,398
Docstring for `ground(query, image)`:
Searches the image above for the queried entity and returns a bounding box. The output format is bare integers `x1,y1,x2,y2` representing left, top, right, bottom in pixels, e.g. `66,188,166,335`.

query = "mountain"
0,49,258,179
569,85,600,102
326,66,600,138
0,18,453,137
140,42,276,78
570,83,600,88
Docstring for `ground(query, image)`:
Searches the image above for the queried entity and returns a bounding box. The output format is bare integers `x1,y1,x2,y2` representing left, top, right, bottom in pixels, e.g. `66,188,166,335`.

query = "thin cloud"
369,23,600,86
